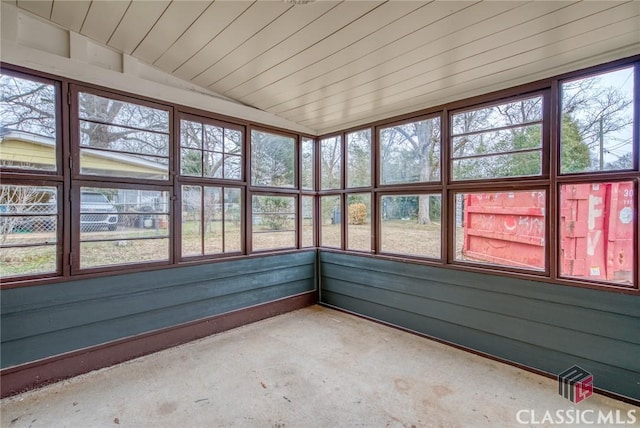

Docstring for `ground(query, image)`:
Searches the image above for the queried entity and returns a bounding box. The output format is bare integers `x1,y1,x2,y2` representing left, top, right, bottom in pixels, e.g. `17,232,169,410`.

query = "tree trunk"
416,121,432,224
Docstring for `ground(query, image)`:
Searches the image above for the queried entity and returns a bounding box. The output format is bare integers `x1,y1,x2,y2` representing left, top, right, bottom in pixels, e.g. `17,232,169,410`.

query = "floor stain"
157,401,178,415
432,385,453,396
394,379,411,392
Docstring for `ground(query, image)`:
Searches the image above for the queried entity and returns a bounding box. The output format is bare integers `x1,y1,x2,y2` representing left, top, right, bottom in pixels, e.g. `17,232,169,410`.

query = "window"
346,193,371,252
180,119,242,180
77,91,170,180
301,137,315,190
346,130,371,188
380,117,440,185
0,185,59,278
451,96,543,181
454,190,546,271
559,181,635,285
380,194,441,259
320,195,342,248
1,73,58,172
182,186,242,257
320,136,342,190
301,195,314,248
560,66,635,173
252,195,296,251
251,130,295,188
77,186,170,270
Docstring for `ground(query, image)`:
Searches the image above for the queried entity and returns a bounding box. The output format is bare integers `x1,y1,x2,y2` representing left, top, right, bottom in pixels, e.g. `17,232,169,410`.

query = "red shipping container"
463,183,634,284
462,191,545,270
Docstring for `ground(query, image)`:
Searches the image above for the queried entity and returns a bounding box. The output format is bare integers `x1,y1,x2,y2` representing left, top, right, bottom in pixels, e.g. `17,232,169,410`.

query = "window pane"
380,117,440,185
380,195,441,259
320,136,342,190
347,129,371,188
320,195,341,248
301,137,314,190
560,67,635,173
301,196,314,248
251,130,295,187
204,187,223,254
454,190,546,271
182,185,242,258
347,193,371,252
252,195,296,251
452,150,542,181
224,188,242,252
78,92,170,180
0,185,58,278
559,182,635,285
182,185,202,257
181,119,243,180
451,96,543,181
1,74,57,171
79,187,170,269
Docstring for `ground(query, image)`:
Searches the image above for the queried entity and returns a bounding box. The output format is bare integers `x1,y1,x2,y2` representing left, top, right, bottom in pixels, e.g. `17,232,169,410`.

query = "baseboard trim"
1,291,317,398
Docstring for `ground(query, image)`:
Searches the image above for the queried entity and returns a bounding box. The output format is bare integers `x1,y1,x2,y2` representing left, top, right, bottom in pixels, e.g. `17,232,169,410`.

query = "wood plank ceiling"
8,0,640,135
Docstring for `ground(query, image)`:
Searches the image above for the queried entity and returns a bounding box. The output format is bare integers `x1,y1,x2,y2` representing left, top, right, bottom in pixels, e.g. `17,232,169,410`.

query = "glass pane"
79,122,169,157
452,125,541,158
0,245,57,277
380,117,441,185
320,195,341,248
0,184,58,278
79,92,169,132
347,193,371,252
80,149,169,180
224,155,242,180
203,151,223,178
181,148,202,176
301,137,314,190
224,188,242,252
182,185,202,257
452,151,542,181
252,195,296,251
204,124,224,152
78,92,169,180
320,136,342,190
451,96,543,181
347,129,371,188
80,238,169,269
224,128,242,153
454,190,546,271
251,130,295,187
180,120,202,149
452,96,542,135
204,187,223,254
380,195,441,259
560,67,635,173
301,196,314,248
559,182,634,286
79,187,170,269
0,74,57,171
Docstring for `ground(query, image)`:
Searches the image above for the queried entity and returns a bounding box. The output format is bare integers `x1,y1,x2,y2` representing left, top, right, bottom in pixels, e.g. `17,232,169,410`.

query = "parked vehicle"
81,191,118,231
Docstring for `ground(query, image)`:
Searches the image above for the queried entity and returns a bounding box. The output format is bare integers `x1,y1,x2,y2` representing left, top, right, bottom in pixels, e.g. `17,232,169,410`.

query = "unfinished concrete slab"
1,306,637,427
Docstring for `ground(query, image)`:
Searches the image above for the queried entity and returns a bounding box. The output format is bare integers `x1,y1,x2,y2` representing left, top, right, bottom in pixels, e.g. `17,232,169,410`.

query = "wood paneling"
319,251,640,400
8,0,640,139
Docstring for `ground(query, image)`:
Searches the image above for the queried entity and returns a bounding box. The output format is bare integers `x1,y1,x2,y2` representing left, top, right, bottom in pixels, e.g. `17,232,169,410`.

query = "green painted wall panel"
1,251,316,369
320,252,640,400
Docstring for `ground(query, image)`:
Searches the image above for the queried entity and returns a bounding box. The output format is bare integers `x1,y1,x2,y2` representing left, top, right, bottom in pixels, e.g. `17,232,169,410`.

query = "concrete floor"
1,305,638,427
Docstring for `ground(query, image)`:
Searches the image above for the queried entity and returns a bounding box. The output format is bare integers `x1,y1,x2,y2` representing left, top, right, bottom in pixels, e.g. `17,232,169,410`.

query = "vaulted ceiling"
5,0,640,134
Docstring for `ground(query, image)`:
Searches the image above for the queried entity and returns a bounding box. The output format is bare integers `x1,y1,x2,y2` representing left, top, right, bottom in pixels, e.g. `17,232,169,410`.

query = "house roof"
5,1,640,135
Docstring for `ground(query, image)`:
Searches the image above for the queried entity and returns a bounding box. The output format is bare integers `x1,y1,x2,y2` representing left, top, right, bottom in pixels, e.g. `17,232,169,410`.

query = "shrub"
348,203,367,225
